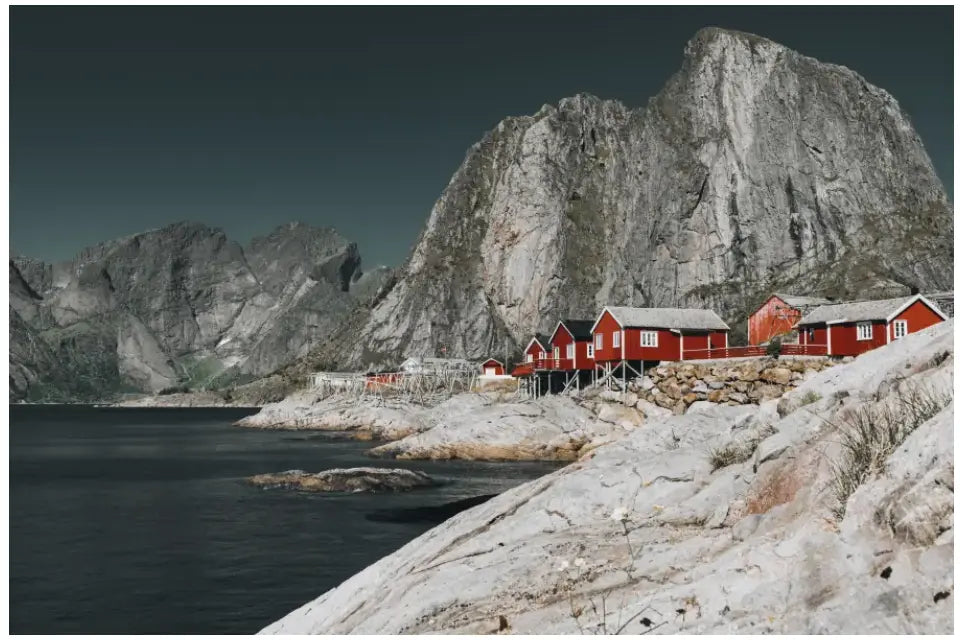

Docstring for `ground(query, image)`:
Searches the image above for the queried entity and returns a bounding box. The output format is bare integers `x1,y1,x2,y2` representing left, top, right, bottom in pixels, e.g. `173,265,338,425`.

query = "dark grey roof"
798,295,945,325
602,306,730,331
559,319,594,341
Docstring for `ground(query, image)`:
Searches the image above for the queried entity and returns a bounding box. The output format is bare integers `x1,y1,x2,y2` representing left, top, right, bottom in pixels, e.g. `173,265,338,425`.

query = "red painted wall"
748,296,803,346
575,339,596,370
829,320,887,356
709,331,729,349
892,300,944,337
623,327,681,361
525,340,546,362
799,325,828,346
682,332,708,359
550,325,574,361
592,311,623,362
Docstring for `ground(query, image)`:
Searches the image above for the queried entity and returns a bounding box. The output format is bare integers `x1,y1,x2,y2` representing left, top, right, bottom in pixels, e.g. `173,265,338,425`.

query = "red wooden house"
591,306,731,365
748,293,832,345
479,358,505,376
797,294,947,357
544,319,596,371
510,335,550,377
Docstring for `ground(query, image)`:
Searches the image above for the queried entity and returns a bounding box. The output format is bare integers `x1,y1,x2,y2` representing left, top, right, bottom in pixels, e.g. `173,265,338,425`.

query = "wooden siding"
748,295,803,345
892,299,944,338
829,320,887,356
592,310,623,362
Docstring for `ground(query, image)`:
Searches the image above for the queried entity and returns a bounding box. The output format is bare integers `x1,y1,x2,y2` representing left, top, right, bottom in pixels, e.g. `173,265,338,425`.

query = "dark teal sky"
10,6,953,267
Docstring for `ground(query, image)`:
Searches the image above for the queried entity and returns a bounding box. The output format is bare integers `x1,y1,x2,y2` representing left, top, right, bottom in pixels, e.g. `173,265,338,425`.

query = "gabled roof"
550,319,594,343
591,306,730,333
769,292,834,308
480,357,503,366
523,334,550,353
798,294,948,326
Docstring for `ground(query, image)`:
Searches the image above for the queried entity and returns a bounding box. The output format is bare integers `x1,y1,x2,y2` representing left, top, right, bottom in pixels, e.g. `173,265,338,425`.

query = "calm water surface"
10,405,559,634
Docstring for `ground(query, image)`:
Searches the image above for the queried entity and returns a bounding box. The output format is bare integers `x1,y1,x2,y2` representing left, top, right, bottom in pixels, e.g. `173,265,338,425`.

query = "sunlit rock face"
326,27,951,370
9,222,392,401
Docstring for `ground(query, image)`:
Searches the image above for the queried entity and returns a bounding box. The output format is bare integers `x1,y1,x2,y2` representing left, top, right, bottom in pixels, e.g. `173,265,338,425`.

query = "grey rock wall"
320,28,952,369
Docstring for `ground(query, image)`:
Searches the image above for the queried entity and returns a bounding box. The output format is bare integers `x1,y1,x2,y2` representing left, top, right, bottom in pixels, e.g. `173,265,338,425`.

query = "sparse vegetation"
708,426,774,471
829,383,950,519
797,391,822,407
765,337,782,358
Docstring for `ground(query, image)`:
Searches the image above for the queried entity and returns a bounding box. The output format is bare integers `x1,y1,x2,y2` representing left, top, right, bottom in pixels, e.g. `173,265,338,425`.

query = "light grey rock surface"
306,27,951,371
262,321,953,634
368,395,624,461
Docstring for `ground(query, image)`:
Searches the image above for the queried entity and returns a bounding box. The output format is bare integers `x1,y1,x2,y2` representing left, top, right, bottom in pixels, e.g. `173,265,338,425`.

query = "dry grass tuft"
829,383,950,519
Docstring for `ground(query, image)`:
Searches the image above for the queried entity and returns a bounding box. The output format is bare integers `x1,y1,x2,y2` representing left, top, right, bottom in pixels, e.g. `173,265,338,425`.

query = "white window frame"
893,319,908,339
807,328,815,342
640,330,658,348
553,346,560,360
586,344,595,358
595,333,603,350
566,344,574,359
856,322,873,341
612,331,621,348
526,353,534,363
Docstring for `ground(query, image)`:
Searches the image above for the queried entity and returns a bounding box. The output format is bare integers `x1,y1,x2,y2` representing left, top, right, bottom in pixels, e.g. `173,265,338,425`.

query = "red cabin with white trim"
590,306,730,363
546,319,596,371
523,335,549,363
797,294,947,357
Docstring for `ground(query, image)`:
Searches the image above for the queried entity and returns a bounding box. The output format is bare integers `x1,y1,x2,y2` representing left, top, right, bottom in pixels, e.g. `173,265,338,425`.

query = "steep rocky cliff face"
318,27,951,369
9,222,390,401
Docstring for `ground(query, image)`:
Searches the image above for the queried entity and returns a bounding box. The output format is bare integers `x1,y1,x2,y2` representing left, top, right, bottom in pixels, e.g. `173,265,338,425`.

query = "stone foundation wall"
633,357,840,413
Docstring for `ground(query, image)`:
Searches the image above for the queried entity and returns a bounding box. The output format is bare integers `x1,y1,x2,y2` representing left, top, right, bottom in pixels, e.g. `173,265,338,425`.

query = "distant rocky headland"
10,222,393,403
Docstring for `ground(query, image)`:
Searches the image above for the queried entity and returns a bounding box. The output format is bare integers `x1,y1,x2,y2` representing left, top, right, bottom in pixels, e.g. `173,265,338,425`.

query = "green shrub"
765,337,782,358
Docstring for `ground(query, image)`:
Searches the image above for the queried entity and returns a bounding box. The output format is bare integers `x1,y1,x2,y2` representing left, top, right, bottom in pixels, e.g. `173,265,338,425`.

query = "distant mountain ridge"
295,27,952,372
9,221,392,401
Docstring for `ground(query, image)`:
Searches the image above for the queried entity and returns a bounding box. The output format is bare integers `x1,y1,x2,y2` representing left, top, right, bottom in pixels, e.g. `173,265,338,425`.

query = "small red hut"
797,294,947,357
590,306,730,364
479,358,505,376
748,293,832,345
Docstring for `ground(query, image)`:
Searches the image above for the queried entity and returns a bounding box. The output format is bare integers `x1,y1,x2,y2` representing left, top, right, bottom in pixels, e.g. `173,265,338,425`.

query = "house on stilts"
591,306,731,388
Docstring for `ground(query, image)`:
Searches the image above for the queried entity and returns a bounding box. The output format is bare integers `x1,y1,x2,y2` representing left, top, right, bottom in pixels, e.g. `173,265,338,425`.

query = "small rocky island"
246,467,436,493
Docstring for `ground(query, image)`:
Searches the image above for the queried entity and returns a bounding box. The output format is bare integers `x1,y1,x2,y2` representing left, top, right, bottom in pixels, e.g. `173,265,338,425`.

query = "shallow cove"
9,405,561,634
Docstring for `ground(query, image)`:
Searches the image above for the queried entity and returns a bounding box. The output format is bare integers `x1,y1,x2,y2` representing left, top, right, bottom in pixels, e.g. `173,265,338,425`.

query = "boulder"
247,467,436,493
728,392,749,404
761,367,793,385
635,398,672,420
661,378,683,400
654,394,675,409
687,400,719,414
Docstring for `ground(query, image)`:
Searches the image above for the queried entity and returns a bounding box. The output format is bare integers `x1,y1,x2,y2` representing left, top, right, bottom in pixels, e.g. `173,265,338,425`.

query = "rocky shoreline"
261,321,954,634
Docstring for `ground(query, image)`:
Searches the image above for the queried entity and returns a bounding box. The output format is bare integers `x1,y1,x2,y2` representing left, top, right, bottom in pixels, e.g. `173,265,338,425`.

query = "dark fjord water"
10,405,560,634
